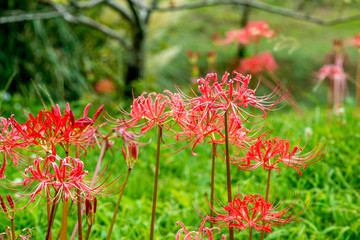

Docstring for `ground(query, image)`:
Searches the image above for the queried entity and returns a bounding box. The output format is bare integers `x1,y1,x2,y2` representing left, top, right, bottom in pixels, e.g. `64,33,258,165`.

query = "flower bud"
0,195,7,213
6,194,14,210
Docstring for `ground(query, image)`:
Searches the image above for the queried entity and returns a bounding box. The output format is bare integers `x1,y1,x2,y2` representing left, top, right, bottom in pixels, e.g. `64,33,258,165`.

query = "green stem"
249,226,253,240
149,125,163,240
106,168,132,240
84,224,92,240
210,143,217,228
224,111,234,240
260,170,271,240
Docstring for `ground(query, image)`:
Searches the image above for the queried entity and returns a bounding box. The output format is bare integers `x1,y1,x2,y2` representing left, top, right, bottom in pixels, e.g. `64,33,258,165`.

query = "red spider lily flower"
173,109,223,156
10,103,103,155
244,21,275,43
0,117,30,178
220,29,249,45
318,64,345,81
347,33,360,49
176,216,226,240
233,137,325,176
13,155,117,208
209,192,306,234
193,71,287,119
114,92,170,135
164,90,189,127
238,52,278,75
209,115,259,152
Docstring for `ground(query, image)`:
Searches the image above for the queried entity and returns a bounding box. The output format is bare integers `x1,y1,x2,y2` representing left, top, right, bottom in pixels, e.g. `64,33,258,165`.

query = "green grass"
0,101,359,239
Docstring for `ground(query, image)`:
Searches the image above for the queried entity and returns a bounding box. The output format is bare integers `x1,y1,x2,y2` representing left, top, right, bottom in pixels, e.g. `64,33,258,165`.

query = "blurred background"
1,0,360,116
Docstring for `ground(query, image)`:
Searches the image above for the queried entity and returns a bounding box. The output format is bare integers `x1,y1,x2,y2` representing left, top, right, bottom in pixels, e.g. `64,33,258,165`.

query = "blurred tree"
1,0,360,99
0,0,92,101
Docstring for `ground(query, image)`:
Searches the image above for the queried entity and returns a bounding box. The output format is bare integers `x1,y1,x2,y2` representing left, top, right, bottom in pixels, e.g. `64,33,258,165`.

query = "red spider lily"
318,64,347,108
209,192,306,234
172,108,223,155
114,92,170,135
220,21,274,46
244,21,275,43
0,117,30,178
164,90,189,127
10,103,103,155
193,71,287,119
347,33,360,49
238,52,278,75
318,64,346,81
176,216,226,240
12,155,117,208
233,137,325,176
220,29,249,45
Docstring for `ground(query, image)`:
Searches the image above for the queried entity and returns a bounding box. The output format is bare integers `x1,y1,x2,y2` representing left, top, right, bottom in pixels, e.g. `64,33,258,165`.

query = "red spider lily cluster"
107,68,324,239
220,21,275,45
209,192,305,234
233,136,325,176
0,103,124,210
0,68,325,238
238,51,278,75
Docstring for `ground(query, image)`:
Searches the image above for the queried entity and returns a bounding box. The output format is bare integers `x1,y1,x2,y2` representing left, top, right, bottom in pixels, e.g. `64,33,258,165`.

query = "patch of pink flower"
238,52,278,75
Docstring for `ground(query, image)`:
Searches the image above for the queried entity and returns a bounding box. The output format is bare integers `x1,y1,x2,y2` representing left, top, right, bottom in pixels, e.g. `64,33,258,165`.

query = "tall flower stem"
210,143,217,228
150,125,163,240
47,186,53,240
71,139,110,240
46,200,59,240
75,146,83,240
224,111,234,240
106,168,132,240
60,200,69,240
60,145,70,240
84,224,92,240
260,170,272,240
10,216,15,240
249,226,253,240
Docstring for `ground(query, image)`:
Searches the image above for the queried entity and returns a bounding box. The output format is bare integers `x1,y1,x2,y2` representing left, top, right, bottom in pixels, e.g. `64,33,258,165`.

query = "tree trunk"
124,28,145,99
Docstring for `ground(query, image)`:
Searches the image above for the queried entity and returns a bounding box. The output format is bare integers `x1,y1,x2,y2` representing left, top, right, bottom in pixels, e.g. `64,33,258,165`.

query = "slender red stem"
84,224,92,240
107,168,132,240
224,111,234,240
150,125,163,240
249,226,253,240
46,201,59,240
60,199,69,240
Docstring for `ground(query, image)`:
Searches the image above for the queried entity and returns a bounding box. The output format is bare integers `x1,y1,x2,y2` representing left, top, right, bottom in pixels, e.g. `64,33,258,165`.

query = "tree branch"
104,0,133,23
133,0,360,26
0,11,62,24
70,0,106,9
49,1,131,49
